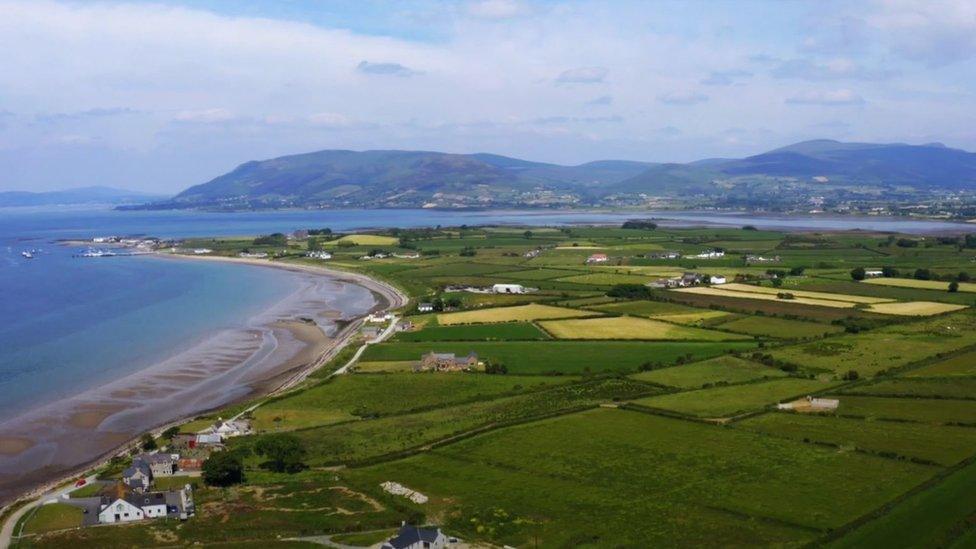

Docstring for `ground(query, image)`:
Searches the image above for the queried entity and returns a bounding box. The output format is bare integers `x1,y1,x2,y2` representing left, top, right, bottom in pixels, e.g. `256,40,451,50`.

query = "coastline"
0,255,406,509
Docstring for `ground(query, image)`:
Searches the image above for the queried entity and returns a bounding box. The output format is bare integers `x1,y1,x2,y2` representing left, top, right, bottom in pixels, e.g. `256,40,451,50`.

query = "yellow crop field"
718,283,891,304
652,310,734,324
538,316,749,341
673,286,858,309
331,234,400,246
865,278,976,293
866,301,968,316
438,303,592,325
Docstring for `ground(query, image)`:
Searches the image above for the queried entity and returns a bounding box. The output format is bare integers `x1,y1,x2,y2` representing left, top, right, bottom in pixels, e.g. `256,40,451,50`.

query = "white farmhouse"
709,275,727,285
492,283,525,294
98,497,145,524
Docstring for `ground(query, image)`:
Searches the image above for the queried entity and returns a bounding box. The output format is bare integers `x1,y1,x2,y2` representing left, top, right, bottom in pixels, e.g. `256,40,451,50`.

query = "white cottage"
98,498,144,524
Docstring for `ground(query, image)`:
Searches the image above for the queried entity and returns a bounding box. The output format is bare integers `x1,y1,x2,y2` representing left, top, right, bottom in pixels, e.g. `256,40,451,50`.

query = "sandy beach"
0,255,405,506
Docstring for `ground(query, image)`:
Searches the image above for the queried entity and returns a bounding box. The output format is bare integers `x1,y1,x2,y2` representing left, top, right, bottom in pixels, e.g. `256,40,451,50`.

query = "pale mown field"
865,301,967,316
437,303,592,325
718,283,892,303
538,315,749,341
865,278,976,293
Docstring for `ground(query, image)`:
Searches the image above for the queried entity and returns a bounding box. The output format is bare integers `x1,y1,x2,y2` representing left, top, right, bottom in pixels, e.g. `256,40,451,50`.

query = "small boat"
21,251,34,259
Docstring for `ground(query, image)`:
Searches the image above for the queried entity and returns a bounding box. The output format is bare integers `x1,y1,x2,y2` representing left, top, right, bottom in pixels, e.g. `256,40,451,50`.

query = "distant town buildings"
417,303,434,313
586,253,609,264
689,250,725,259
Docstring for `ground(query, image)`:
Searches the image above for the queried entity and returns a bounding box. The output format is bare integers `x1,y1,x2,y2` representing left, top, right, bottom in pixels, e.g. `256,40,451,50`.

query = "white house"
98,497,145,524
586,253,609,264
307,251,333,260
690,250,725,259
382,524,448,549
192,248,212,255
492,283,525,294
709,275,727,285
367,313,393,323
864,269,883,278
211,419,251,438
417,303,434,313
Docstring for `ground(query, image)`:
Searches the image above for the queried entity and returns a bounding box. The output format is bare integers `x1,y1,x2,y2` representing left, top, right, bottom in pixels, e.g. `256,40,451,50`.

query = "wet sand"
0,256,405,506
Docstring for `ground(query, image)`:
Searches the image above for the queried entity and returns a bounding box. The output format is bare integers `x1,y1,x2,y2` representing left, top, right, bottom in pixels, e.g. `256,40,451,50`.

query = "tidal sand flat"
0,256,394,504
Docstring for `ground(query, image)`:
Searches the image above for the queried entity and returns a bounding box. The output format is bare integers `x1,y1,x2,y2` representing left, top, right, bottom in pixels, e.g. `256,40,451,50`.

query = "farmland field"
361,340,757,374
329,234,400,246
631,355,786,388
674,286,859,308
554,272,655,285
537,315,749,341
351,408,932,547
738,412,976,466
864,301,967,316
589,299,734,324
716,316,844,339
865,278,976,293
393,322,549,341
634,378,839,418
839,377,976,400
831,395,976,424
717,283,893,304
251,374,570,431
278,378,657,465
770,312,976,375
828,459,976,548
907,349,976,377
437,303,592,325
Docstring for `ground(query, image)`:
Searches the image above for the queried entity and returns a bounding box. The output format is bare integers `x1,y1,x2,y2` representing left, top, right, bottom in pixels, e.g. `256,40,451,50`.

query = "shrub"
949,281,959,293
607,284,652,300
850,267,866,281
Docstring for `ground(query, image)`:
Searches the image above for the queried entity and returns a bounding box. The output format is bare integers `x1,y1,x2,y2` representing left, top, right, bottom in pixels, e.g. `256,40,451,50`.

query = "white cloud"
555,67,608,84
657,91,709,105
786,89,865,106
173,108,237,123
467,0,527,20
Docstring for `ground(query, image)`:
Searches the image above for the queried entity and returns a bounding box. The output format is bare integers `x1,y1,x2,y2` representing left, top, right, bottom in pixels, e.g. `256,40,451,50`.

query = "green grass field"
538,315,749,341
770,312,976,376
554,272,655,285
271,378,657,465
716,316,844,339
351,408,933,547
252,374,570,431
831,395,976,424
361,340,757,374
631,355,787,388
394,322,549,341
738,412,976,466
21,503,83,535
839,377,976,400
634,378,841,418
829,458,976,548
907,349,976,377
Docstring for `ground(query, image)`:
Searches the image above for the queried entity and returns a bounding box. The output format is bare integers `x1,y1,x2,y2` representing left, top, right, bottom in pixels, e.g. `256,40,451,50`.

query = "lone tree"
140,433,157,451
850,267,866,281
255,434,307,473
949,281,960,293
202,451,245,487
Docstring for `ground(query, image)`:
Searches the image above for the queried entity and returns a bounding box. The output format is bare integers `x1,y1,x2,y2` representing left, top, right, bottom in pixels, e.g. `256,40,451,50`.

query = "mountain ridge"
135,140,976,210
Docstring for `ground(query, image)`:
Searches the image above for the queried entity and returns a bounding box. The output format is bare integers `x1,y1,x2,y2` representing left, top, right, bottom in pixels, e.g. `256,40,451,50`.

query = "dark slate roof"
123,462,151,479
124,492,168,509
135,453,175,465
385,525,441,549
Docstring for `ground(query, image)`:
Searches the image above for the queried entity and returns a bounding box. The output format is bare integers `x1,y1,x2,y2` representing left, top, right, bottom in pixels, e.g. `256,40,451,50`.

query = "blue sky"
0,0,975,193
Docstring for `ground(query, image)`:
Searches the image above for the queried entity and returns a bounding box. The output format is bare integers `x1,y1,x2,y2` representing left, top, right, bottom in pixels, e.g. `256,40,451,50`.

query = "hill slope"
0,186,165,207
139,140,976,209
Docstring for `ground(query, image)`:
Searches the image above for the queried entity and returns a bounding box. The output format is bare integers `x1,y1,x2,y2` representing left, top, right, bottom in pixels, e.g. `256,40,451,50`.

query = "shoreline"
0,255,406,510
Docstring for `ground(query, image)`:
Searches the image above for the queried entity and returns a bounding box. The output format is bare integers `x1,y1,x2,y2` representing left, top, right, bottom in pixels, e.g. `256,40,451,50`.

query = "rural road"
0,474,97,549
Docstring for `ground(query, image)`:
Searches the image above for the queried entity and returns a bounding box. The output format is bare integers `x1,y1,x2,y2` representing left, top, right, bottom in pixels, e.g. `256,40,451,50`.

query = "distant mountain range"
129,140,976,210
0,186,166,207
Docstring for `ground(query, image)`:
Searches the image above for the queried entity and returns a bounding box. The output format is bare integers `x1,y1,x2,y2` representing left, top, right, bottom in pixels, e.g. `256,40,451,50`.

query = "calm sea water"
1,206,974,420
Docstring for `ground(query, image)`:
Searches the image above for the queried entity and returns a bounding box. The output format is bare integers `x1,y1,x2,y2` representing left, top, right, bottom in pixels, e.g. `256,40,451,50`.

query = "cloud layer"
0,0,974,192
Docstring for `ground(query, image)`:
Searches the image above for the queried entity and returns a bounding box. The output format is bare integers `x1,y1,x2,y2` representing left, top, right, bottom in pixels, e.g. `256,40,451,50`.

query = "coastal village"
9,222,976,548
